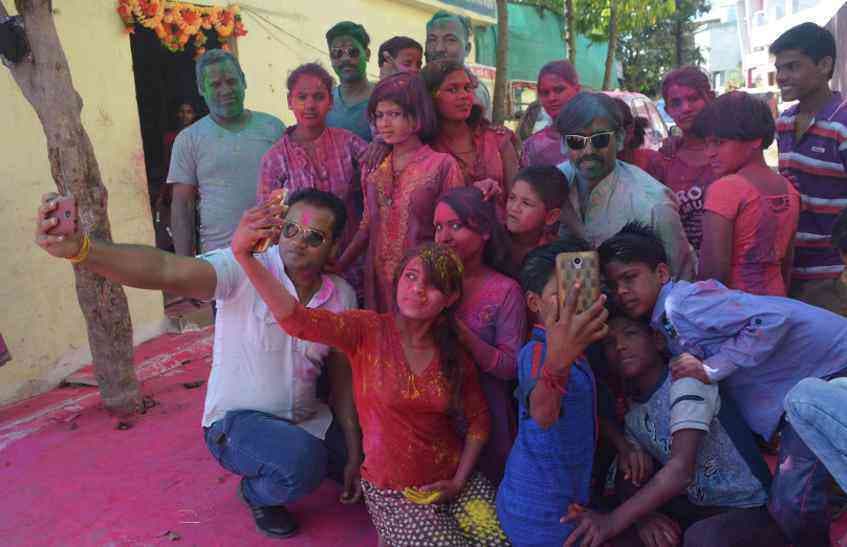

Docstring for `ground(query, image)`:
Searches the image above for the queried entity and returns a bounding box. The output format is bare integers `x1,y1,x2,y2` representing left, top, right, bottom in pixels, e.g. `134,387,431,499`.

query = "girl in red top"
648,66,719,251
694,92,800,296
423,60,522,219
234,222,508,544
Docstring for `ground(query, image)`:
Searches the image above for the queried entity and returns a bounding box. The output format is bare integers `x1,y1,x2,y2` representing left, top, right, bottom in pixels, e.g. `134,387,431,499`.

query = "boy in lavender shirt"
596,222,847,547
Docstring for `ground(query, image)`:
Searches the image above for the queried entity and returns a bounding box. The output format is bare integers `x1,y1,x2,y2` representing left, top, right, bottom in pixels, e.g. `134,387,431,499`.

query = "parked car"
603,90,669,149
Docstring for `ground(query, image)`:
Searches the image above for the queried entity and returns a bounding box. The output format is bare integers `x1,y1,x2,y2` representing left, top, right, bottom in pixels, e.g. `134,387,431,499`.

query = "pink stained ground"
0,326,845,546
0,327,377,546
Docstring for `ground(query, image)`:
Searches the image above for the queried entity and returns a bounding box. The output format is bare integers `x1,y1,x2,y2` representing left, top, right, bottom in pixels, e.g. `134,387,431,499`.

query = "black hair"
833,208,847,253
421,59,484,128
286,188,348,241
325,21,370,49
377,36,423,67
770,22,837,79
691,91,776,148
598,222,668,270
514,166,569,210
286,62,335,95
437,187,513,275
520,235,593,295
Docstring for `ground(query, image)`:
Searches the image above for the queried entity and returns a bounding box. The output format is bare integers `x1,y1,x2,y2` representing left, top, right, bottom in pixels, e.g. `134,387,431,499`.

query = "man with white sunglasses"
556,91,696,280
34,188,362,539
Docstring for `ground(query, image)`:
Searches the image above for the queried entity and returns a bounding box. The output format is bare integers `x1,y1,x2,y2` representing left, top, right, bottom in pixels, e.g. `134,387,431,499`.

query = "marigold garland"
117,1,246,58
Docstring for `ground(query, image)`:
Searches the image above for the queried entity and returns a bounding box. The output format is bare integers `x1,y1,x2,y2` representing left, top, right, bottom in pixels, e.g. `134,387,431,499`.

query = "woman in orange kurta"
336,73,464,312
235,235,508,546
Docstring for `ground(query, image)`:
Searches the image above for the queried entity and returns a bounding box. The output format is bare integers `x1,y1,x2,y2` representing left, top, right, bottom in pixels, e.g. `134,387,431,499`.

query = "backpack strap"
716,385,773,489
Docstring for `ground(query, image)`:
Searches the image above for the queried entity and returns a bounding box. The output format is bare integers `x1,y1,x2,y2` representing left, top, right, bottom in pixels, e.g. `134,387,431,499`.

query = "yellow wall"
0,1,165,404
0,0,488,405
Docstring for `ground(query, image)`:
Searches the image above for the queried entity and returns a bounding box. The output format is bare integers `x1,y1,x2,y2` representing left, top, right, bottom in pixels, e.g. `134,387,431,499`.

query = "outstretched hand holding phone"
35,193,84,259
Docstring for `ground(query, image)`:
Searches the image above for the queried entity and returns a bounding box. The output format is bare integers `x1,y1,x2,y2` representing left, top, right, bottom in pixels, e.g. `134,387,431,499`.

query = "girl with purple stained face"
434,187,527,486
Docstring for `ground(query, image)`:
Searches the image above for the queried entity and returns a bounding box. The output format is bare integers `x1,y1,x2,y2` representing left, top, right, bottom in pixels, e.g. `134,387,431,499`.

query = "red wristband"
541,366,569,395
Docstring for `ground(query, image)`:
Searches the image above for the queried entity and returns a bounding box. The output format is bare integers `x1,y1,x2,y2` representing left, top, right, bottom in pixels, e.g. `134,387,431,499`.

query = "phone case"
555,251,601,314
49,195,78,236
253,188,288,253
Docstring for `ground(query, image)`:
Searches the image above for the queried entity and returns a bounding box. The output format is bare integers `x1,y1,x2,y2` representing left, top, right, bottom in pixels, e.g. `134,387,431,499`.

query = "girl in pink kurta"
422,60,522,219
336,73,465,312
434,187,527,486
256,63,368,291
522,60,581,167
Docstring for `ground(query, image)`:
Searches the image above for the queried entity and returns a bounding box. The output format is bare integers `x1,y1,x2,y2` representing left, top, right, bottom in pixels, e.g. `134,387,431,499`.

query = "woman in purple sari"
433,187,527,485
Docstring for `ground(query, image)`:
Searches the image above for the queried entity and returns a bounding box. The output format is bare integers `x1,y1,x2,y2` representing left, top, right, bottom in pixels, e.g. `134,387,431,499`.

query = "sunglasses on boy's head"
281,221,329,248
330,47,361,60
564,131,616,150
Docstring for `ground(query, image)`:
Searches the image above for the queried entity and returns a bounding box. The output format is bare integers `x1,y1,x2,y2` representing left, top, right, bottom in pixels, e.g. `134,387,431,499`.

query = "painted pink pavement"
0,327,376,546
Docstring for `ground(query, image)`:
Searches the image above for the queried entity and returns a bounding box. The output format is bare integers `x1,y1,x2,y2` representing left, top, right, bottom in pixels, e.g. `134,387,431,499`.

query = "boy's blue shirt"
651,279,847,440
497,326,597,546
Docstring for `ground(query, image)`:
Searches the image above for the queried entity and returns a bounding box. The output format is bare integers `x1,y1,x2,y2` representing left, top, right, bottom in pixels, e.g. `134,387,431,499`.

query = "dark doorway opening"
129,26,221,251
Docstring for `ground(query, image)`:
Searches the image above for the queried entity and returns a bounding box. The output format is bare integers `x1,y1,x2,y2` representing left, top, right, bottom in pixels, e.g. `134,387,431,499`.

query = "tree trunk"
2,0,141,415
493,0,509,125
603,0,619,89
565,0,577,64
674,1,684,67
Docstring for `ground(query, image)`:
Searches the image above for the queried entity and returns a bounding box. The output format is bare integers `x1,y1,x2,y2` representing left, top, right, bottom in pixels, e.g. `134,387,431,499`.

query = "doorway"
129,25,224,251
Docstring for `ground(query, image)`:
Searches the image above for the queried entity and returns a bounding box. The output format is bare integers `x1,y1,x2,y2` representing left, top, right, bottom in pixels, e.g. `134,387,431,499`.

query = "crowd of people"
33,12,847,547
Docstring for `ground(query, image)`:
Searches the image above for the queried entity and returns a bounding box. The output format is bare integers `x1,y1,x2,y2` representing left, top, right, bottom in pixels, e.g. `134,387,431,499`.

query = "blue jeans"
204,409,347,507
767,412,833,546
785,377,847,493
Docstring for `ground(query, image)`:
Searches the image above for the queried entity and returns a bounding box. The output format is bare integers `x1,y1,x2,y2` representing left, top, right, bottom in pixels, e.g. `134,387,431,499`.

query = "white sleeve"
198,248,243,301
669,378,720,434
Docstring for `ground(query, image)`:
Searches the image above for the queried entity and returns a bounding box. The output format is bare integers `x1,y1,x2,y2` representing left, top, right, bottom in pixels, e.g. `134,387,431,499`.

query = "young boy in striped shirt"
772,22,847,313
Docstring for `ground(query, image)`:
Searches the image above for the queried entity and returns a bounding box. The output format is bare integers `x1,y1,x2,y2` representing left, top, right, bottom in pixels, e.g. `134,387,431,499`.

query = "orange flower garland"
117,1,246,57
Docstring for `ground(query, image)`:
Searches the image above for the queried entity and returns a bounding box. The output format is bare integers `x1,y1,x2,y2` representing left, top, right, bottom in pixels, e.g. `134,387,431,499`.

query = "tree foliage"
512,0,677,88
617,0,709,96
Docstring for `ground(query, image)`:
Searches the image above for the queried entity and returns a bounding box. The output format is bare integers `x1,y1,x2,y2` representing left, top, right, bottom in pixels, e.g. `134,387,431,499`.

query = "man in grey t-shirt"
168,49,284,254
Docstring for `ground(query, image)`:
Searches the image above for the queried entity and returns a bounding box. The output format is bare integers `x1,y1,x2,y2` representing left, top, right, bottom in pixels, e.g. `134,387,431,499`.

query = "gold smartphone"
555,251,601,314
253,188,288,253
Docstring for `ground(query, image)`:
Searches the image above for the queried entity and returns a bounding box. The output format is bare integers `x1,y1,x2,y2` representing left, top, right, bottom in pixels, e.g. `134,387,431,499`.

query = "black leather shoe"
238,479,299,539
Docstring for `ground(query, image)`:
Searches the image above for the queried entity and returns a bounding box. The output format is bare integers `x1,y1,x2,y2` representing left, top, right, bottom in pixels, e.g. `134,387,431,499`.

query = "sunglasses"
281,221,328,248
564,131,616,150
330,47,361,60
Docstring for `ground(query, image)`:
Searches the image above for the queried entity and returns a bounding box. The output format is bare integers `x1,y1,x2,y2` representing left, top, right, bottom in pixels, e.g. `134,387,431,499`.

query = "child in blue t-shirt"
496,238,609,547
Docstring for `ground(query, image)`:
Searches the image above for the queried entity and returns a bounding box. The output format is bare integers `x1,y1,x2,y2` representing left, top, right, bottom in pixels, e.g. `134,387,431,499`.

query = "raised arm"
35,193,216,300
231,204,365,354
530,287,608,429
